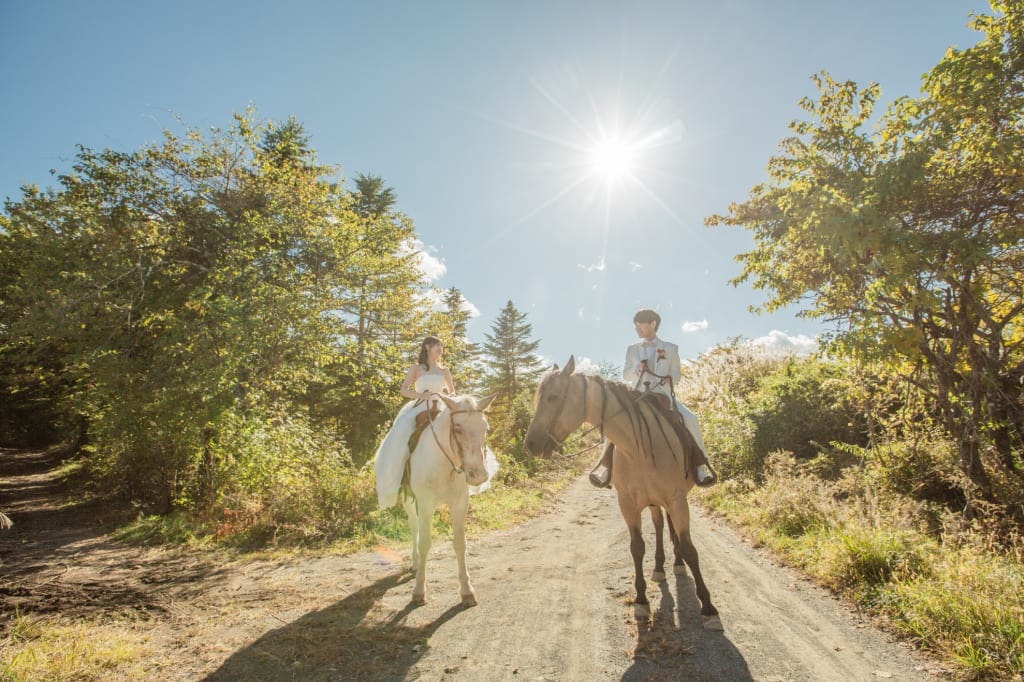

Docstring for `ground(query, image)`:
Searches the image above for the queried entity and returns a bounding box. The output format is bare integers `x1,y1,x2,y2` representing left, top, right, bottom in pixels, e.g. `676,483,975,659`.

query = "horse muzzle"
525,433,556,459
465,466,488,487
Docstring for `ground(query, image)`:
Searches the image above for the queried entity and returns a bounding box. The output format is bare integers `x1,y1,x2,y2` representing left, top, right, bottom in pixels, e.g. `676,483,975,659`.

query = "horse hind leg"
402,494,419,575
665,511,687,576
649,505,667,581
667,497,721,631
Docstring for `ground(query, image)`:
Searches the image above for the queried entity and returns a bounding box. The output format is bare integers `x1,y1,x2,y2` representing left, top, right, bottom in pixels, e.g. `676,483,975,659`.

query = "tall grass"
701,454,1024,681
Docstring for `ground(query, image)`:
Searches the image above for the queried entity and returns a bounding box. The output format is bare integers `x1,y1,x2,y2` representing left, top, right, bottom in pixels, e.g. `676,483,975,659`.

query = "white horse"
402,393,496,606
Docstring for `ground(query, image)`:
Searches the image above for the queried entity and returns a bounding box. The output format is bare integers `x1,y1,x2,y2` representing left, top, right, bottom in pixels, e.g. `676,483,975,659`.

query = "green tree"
425,287,478,392
706,2,1024,514
325,173,426,455
352,173,397,218
480,300,545,446
0,110,430,510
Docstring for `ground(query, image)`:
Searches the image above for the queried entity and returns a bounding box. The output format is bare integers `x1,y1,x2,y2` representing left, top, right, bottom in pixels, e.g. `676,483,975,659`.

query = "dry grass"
700,454,1024,681
0,611,157,681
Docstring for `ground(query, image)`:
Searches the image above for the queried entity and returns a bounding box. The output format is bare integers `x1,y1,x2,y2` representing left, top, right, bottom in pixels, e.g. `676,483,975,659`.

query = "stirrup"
695,464,716,488
589,465,612,489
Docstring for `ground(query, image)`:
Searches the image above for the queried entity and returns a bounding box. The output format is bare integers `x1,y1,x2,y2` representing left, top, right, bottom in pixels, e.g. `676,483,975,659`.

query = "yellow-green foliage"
711,451,834,538
804,521,936,595
886,544,1024,679
701,451,1024,680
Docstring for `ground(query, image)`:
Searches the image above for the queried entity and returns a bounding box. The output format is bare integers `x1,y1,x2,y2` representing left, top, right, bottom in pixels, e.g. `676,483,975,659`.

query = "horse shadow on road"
622,572,753,682
203,570,463,682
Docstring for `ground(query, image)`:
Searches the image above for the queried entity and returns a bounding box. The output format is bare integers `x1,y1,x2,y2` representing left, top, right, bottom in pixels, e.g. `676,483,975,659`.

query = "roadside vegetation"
682,343,1023,681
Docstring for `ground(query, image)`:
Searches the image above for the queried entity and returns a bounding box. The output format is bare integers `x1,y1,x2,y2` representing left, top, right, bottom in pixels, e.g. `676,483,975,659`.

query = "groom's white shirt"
623,336,708,454
623,337,681,397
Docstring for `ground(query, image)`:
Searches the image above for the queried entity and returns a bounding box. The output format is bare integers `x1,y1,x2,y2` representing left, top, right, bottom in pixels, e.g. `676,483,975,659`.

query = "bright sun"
589,136,636,182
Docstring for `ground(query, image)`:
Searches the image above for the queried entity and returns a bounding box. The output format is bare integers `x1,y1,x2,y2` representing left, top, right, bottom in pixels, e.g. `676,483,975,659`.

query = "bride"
374,336,499,508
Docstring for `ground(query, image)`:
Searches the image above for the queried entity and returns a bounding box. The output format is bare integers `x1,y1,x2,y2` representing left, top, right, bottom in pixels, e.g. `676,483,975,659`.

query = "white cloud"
399,238,447,282
539,354,600,374
747,330,818,356
577,258,605,272
572,356,601,375
629,261,643,271
681,319,709,333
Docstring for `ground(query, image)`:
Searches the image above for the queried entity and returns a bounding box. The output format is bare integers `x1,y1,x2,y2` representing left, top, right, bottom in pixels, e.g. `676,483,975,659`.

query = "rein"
544,375,649,457
426,405,483,476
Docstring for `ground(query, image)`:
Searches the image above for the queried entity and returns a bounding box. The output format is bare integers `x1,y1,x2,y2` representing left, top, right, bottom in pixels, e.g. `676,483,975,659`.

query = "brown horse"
524,356,721,630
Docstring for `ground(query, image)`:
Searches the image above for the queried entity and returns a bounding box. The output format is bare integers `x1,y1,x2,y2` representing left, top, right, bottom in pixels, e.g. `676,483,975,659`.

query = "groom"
589,308,717,488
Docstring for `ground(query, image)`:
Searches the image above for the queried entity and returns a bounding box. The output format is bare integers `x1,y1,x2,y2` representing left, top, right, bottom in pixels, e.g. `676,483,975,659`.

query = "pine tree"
426,287,478,392
480,301,545,443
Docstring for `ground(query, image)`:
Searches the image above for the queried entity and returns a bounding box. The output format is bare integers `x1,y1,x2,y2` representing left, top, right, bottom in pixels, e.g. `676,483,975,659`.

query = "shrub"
812,521,936,596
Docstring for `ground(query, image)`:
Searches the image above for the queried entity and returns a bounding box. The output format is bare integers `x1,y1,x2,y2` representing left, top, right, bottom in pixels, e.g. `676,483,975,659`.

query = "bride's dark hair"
418,336,443,370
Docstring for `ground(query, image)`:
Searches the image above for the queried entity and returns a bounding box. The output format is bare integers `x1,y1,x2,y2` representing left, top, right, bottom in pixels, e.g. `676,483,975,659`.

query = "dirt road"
1,449,947,681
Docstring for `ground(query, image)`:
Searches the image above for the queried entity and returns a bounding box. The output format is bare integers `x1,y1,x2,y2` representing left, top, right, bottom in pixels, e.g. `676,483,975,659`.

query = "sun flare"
589,136,636,182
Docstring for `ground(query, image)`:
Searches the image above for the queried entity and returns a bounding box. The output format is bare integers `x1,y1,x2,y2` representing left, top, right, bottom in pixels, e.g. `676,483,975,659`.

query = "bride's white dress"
373,372,500,509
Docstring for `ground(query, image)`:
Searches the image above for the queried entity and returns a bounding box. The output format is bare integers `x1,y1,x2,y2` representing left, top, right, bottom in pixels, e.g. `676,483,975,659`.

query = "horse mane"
588,375,694,472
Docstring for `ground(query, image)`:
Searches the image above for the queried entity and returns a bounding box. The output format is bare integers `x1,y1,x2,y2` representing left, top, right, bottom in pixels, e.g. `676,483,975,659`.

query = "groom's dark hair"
633,308,661,331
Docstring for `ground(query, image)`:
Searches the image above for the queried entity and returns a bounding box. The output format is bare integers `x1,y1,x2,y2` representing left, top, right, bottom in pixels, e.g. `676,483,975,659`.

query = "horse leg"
617,495,648,615
450,494,476,606
649,505,667,581
411,497,434,604
667,494,721,630
665,511,687,576
402,494,419,574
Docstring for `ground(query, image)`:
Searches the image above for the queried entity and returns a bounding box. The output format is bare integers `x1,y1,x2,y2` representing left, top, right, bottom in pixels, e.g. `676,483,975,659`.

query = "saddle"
407,405,441,458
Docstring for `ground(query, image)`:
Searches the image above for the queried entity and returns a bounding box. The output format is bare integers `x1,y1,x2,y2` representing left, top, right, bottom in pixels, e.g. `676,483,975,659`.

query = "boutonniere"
656,348,666,362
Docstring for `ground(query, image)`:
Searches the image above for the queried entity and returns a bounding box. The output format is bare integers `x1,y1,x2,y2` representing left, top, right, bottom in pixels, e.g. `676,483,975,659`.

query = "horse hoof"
651,570,666,581
673,564,688,576
702,615,724,631
411,593,426,605
462,593,477,607
633,603,651,619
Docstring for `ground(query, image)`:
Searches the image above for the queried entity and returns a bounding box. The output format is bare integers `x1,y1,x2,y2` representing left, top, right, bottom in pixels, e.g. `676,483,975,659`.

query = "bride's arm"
399,365,430,401
443,367,455,395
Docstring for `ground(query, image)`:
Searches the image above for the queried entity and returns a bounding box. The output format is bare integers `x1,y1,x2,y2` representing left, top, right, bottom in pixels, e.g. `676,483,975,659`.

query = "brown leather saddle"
408,405,441,454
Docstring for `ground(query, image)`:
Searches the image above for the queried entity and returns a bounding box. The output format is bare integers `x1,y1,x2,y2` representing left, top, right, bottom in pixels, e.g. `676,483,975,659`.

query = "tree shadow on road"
622,572,753,682
204,570,468,682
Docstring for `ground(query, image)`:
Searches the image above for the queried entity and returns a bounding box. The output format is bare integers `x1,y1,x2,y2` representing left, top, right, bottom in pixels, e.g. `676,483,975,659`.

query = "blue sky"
1,0,986,371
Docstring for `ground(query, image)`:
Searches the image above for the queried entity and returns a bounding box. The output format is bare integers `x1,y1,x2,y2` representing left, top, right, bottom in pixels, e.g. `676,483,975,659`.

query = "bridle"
539,373,626,455
427,404,487,476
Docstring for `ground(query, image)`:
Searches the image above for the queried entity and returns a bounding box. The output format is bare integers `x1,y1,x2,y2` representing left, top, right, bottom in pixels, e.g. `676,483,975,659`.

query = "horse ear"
440,394,459,411
477,393,497,412
560,355,575,376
